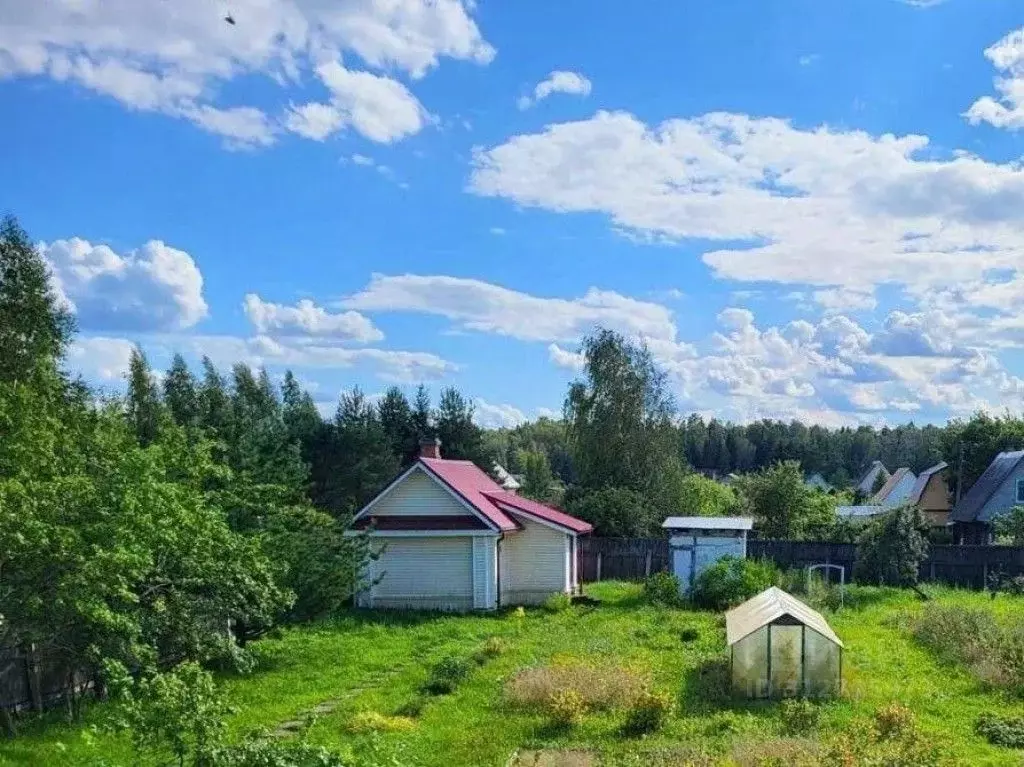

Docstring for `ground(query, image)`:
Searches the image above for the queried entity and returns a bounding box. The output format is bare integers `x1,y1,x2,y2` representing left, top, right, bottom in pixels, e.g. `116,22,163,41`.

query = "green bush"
691,556,779,610
779,698,820,736
548,688,587,728
473,636,508,664
679,627,700,643
643,571,682,605
423,656,472,695
874,702,917,741
543,592,573,612
212,738,348,766
623,689,675,736
976,712,1024,748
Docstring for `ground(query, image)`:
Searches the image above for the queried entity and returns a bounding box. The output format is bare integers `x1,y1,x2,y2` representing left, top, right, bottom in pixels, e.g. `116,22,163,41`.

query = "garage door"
372,537,473,611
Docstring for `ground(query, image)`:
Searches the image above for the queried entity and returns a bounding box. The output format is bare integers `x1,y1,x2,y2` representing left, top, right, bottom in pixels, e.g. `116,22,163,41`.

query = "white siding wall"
371,468,467,517
472,537,498,609
370,537,474,611
500,515,571,605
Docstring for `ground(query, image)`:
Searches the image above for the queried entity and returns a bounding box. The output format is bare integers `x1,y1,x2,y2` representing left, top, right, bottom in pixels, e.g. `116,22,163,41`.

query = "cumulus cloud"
0,0,491,147
43,237,207,331
813,287,877,313
469,109,1024,293
518,70,592,109
965,27,1024,130
344,273,678,343
548,343,585,371
67,336,136,382
243,294,383,343
473,399,526,429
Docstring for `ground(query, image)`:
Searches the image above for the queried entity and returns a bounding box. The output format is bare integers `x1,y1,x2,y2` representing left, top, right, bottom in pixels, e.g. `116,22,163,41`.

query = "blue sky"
3,0,1024,427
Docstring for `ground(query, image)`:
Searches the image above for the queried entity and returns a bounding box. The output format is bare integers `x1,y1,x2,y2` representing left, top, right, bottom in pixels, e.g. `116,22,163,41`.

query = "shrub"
855,505,929,587
344,711,416,734
874,703,917,741
474,636,508,664
423,655,472,695
548,689,587,728
212,737,348,766
691,556,779,610
623,689,674,736
393,697,426,718
543,592,572,613
976,712,1024,748
679,627,700,643
912,605,1024,695
779,698,820,736
505,662,648,712
643,571,682,605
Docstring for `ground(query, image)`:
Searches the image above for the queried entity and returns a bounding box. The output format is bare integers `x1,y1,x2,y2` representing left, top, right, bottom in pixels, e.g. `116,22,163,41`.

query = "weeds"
505,661,648,712
622,689,674,736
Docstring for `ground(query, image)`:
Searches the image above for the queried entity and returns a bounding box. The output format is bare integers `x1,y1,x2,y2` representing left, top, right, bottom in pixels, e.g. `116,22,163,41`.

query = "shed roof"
662,516,754,531
726,587,843,647
836,505,885,519
484,490,594,534
951,450,1024,523
908,461,948,505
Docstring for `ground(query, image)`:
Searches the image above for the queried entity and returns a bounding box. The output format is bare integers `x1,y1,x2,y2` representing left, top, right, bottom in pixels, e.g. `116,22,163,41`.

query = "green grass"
3,583,1024,766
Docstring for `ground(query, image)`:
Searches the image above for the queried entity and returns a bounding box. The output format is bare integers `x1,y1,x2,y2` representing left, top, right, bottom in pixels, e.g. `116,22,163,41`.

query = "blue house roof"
951,451,1024,524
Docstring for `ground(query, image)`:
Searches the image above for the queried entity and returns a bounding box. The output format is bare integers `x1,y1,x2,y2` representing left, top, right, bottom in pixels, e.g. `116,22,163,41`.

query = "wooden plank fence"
580,538,1024,589
0,646,88,715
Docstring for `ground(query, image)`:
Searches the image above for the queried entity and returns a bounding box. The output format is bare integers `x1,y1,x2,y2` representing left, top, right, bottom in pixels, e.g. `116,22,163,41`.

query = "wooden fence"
580,537,1024,589
0,646,88,715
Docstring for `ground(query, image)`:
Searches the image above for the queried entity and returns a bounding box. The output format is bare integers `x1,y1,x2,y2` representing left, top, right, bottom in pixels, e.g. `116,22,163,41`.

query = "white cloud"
518,70,592,109
798,54,819,66
243,294,383,343
813,287,877,313
285,60,428,143
43,237,208,331
179,334,456,384
0,0,490,147
469,109,1024,294
965,27,1024,130
344,273,678,343
473,399,526,429
67,336,136,382
548,343,585,371
489,227,507,236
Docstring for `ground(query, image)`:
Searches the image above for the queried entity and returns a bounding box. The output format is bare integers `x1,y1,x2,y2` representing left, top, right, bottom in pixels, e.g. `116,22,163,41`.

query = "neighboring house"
907,462,951,528
855,461,890,496
871,467,916,507
491,463,522,492
351,439,592,611
951,450,1024,545
806,473,833,493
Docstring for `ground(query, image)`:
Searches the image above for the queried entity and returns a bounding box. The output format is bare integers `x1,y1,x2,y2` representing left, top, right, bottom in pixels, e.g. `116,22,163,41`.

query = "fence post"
27,645,43,713
645,550,653,577
596,552,602,582
929,561,935,582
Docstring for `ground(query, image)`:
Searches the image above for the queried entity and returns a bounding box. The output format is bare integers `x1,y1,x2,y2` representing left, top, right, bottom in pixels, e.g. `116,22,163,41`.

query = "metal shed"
663,516,753,595
726,587,843,699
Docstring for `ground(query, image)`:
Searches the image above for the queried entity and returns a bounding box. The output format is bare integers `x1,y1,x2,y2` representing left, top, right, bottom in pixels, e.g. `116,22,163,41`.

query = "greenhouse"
726,587,843,699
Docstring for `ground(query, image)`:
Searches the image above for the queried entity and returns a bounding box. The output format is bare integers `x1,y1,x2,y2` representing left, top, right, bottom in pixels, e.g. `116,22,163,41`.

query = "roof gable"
726,587,843,647
952,450,1024,523
908,461,948,505
872,467,916,506
855,461,889,494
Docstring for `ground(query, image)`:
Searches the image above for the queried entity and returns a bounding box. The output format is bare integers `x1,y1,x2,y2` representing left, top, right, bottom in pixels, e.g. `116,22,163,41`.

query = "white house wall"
370,468,467,517
369,537,474,611
500,515,570,605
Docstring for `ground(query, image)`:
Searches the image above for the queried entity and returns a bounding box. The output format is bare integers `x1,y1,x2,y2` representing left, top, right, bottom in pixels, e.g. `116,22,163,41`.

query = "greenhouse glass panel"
731,628,768,697
769,624,802,697
803,628,841,698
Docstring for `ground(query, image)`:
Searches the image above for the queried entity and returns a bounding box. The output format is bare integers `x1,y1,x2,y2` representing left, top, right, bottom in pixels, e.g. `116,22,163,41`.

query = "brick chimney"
419,437,442,459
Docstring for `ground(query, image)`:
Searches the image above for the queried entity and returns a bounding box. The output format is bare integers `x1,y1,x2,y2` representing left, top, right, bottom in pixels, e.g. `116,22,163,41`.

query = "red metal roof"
483,490,594,534
418,457,592,534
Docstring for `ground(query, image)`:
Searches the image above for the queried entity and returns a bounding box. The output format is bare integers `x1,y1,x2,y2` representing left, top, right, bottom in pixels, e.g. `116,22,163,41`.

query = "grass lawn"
2,582,1024,766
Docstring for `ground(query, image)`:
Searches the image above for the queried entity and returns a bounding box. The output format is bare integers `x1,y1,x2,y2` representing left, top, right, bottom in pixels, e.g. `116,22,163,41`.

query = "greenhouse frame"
726,587,843,699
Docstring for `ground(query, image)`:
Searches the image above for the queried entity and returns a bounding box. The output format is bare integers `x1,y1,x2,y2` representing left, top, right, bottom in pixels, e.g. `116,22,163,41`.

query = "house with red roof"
350,438,593,611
